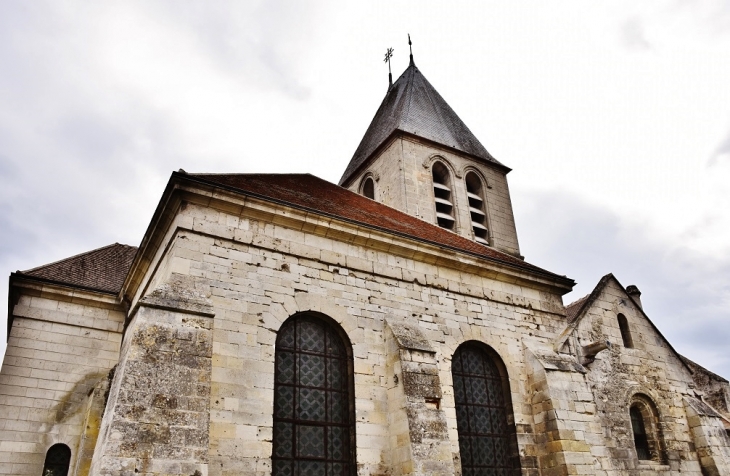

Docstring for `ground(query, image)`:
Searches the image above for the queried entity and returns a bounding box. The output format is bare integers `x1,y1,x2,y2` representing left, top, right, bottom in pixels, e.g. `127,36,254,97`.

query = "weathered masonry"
2,53,730,476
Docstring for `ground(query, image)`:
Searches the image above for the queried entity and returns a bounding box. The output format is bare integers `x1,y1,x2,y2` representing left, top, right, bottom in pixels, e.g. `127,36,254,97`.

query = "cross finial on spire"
408,34,414,65
384,47,394,89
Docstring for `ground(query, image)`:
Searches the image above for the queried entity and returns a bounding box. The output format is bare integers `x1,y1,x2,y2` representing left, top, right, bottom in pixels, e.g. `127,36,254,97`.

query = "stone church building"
2,54,730,476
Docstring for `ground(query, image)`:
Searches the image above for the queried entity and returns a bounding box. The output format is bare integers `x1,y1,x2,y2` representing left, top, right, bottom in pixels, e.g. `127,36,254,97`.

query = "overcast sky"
1,1,729,377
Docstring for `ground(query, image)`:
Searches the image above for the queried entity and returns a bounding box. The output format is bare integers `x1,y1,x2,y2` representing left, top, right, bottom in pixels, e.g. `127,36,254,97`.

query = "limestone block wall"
345,138,406,210
684,397,730,475
345,136,521,257
89,279,213,476
0,284,123,476
131,199,569,476
572,279,705,473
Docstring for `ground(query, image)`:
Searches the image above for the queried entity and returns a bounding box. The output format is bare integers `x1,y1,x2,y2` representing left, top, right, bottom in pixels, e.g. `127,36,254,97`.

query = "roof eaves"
179,173,573,288
340,129,512,188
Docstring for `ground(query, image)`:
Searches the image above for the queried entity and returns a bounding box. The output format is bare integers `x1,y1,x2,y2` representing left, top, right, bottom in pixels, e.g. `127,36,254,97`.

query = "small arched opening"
361,176,375,200
42,444,71,476
618,313,634,348
629,395,665,463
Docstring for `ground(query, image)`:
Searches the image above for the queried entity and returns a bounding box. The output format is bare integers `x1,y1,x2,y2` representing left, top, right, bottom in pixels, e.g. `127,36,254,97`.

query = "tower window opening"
618,314,634,348
465,172,489,245
362,177,375,200
432,162,455,230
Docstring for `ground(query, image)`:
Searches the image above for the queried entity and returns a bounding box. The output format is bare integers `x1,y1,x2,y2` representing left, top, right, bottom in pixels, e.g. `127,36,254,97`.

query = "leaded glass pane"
298,460,326,476
299,354,326,387
299,321,326,352
275,422,294,457
273,316,355,476
276,386,295,419
452,344,519,474
298,388,326,421
277,351,296,384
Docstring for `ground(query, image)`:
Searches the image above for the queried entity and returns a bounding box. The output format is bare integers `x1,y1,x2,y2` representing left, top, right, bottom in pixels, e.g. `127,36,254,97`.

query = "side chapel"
2,50,730,476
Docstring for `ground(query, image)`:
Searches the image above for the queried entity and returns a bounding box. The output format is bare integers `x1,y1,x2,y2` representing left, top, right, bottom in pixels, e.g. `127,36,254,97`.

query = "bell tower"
340,52,522,258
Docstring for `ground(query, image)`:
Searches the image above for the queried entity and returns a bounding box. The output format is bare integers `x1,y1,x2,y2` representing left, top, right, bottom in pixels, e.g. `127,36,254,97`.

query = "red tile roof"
16,243,137,294
565,294,590,323
187,172,573,284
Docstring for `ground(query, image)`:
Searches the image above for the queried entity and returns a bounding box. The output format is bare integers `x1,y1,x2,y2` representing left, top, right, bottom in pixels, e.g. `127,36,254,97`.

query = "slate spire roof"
340,60,503,186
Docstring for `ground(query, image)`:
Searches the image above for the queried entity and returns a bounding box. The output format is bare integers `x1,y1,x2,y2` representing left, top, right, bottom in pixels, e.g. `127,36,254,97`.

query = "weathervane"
408,34,413,64
384,47,394,89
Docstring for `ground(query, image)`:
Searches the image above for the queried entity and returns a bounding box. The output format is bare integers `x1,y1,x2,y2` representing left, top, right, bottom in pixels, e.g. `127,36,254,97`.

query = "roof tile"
18,243,137,294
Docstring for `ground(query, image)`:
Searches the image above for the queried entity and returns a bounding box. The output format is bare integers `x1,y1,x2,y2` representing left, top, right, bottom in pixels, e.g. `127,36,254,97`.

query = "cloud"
708,127,730,166
620,17,653,50
514,188,730,378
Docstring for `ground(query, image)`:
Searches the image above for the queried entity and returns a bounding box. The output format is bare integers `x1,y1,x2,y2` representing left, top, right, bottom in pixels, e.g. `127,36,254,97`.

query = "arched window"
629,396,664,463
452,342,520,474
432,161,456,230
361,176,375,200
465,172,489,245
42,444,71,476
618,314,634,348
273,314,355,476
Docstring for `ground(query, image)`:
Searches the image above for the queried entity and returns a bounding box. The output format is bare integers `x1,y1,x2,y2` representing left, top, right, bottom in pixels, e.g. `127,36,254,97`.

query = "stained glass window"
273,315,355,476
452,343,520,476
42,444,71,476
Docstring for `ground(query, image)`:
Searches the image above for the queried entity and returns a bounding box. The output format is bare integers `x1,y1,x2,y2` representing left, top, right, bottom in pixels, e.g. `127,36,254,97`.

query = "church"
1,50,729,476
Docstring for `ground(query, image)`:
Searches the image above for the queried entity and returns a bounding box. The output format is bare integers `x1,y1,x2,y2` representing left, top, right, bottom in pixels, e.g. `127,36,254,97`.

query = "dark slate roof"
339,60,502,186
16,243,137,294
187,172,572,283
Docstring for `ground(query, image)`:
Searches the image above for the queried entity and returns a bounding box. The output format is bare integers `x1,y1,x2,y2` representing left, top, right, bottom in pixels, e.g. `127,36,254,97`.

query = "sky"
1,1,729,378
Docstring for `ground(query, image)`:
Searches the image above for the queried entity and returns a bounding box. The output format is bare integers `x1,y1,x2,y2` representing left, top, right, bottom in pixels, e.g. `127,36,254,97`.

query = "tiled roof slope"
188,172,572,284
565,294,590,323
339,60,503,186
17,243,137,294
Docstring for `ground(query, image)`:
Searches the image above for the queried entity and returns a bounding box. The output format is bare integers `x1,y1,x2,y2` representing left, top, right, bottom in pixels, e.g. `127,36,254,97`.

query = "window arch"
465,171,489,245
629,395,664,463
272,313,356,476
361,176,375,200
452,342,520,474
618,313,633,348
432,161,456,230
42,444,71,476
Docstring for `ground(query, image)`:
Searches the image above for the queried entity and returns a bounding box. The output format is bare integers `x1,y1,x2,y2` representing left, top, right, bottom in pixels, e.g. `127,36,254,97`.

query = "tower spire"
384,47,394,90
408,34,414,65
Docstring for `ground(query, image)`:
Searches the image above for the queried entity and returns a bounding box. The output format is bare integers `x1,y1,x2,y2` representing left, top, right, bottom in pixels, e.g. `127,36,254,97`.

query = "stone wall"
0,283,123,475
118,196,568,476
572,279,705,474
89,276,213,476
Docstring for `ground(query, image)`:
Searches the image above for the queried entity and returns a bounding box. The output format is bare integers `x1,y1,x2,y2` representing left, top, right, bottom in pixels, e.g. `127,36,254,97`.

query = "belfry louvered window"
432,162,456,230
465,172,489,245
42,444,71,476
273,314,355,476
452,343,520,475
